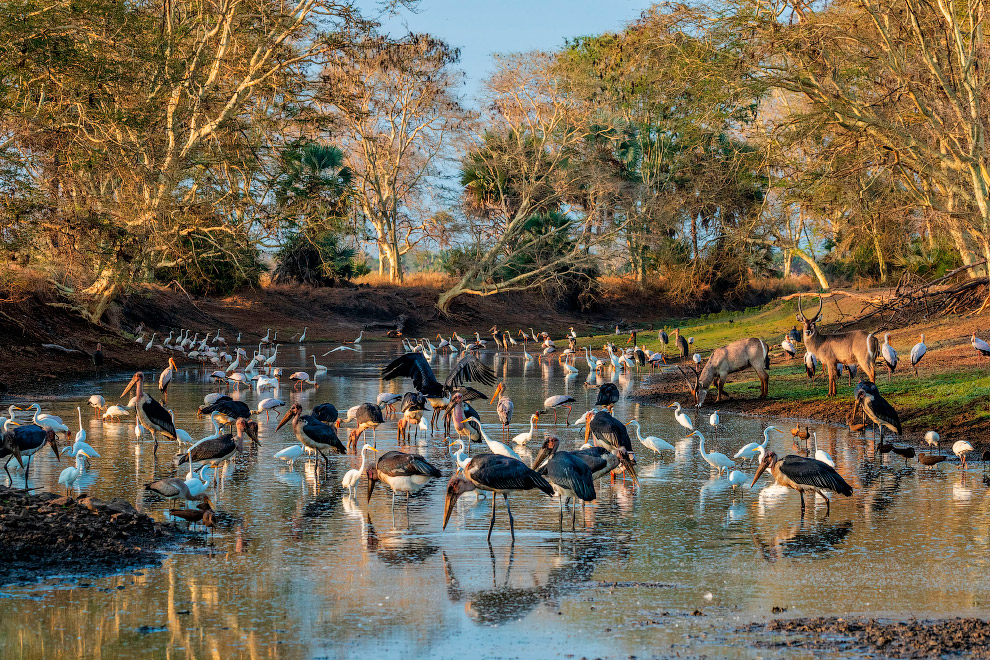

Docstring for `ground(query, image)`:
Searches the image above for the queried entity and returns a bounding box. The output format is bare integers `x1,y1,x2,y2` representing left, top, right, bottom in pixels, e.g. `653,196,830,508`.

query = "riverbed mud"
745,616,990,659
0,486,179,585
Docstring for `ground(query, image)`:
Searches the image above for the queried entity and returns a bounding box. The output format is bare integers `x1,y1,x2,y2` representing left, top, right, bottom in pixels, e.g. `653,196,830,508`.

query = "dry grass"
352,271,454,288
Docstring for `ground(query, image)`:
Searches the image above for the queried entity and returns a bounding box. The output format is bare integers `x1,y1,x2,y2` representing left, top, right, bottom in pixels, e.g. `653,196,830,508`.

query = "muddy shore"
0,486,180,586
745,616,990,659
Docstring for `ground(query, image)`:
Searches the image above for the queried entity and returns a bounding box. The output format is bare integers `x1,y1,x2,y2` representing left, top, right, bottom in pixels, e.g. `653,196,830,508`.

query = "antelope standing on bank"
796,295,878,396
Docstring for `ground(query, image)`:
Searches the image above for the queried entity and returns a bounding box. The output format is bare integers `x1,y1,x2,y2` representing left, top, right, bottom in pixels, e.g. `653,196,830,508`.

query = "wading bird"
199,397,251,427
121,372,177,454
812,432,835,468
625,419,674,456
692,430,735,475
342,444,377,497
511,413,539,446
367,449,442,509
854,384,902,446
880,333,898,382
918,452,948,469
254,397,285,421
466,418,521,461
594,382,620,414
145,476,209,509
490,382,514,440
381,352,495,431
531,434,597,531
953,440,975,469
348,403,385,449
667,402,694,433
275,444,306,467
924,430,941,454
580,409,637,465
442,453,554,541
751,449,853,515
159,357,178,402
733,426,782,463
174,417,258,469
276,403,346,466
3,422,58,487
288,371,319,390
542,394,577,424
312,403,340,426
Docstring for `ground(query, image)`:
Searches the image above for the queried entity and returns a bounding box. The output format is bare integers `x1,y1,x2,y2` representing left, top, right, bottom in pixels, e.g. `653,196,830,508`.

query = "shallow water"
1,342,988,659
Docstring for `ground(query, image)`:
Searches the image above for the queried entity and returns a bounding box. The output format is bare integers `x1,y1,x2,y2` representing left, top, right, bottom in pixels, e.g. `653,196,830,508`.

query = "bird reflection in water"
751,518,854,562
365,514,439,565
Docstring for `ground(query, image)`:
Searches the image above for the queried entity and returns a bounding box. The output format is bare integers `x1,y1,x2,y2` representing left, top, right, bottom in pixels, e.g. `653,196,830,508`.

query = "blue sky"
368,0,656,100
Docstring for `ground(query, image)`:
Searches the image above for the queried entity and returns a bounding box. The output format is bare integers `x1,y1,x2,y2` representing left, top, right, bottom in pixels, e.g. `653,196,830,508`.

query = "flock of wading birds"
0,295,987,540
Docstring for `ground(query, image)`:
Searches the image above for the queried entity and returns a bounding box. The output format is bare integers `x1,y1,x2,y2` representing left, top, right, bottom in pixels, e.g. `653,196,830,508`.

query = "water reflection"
752,519,855,562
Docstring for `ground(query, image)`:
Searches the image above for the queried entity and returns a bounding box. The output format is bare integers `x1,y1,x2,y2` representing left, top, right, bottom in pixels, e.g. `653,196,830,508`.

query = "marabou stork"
159,357,178,402
2,422,57,487
276,403,346,466
174,417,258,468
121,372,177,454
531,435,597,531
145,476,209,509
854,385,902,447
442,453,554,541
381,352,495,431
199,397,252,428
367,450,442,509
751,449,853,515
490,382,514,440
673,328,689,358
542,394,577,424
92,343,104,370
312,403,340,426
581,409,638,474
594,383,620,414
348,403,385,449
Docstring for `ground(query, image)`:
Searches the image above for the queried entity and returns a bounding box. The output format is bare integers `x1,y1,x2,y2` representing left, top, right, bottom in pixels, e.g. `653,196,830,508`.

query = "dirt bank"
0,486,180,585
745,616,990,659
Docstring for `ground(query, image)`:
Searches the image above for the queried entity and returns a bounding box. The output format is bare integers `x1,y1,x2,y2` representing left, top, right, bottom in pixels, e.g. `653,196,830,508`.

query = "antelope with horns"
677,337,770,406
796,295,878,396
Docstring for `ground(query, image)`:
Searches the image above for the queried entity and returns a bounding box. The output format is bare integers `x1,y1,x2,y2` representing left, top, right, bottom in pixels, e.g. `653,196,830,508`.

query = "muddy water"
0,342,988,659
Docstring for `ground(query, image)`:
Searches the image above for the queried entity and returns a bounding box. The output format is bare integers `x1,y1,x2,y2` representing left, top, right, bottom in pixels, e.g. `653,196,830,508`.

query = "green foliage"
272,231,362,287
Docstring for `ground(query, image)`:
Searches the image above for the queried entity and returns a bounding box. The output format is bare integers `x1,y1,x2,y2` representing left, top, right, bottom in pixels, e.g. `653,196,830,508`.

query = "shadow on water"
752,519,855,562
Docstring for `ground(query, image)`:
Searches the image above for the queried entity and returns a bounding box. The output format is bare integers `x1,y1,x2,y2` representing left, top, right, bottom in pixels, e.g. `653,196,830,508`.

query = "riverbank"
745,616,990,659
0,487,180,586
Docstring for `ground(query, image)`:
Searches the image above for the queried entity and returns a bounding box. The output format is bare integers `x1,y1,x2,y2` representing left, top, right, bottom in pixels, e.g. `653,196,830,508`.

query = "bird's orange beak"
584,413,592,444
490,383,503,404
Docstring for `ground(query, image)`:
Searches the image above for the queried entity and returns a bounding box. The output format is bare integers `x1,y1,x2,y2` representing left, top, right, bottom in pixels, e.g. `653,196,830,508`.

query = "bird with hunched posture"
728,470,748,488
692,430,735,474
734,425,783,463
276,403,346,466
953,440,975,469
199,397,251,427
973,332,990,357
910,334,927,375
805,351,817,380
667,402,694,433
174,417,258,469
594,383,620,414
751,448,853,515
531,434,597,531
348,403,385,449
253,397,285,421
342,444,377,497
853,384,902,447
288,371,319,389
625,419,674,456
511,412,540,445
121,372,177,454
580,409,637,468
145,475,209,509
275,444,306,466
87,394,106,417
781,336,796,358
442,452,554,541
924,430,941,454
367,449,442,510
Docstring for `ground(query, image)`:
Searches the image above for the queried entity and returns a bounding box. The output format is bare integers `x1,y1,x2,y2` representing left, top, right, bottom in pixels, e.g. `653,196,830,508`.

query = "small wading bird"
511,413,540,446
342,444,377,498
667,402,694,433
466,418,521,461
531,434,597,531
381,352,495,431
121,372,177,454
276,403,346,467
625,419,674,457
751,448,853,515
443,453,554,542
953,440,975,469
734,426,783,463
367,449,442,510
542,394,577,424
692,430,735,475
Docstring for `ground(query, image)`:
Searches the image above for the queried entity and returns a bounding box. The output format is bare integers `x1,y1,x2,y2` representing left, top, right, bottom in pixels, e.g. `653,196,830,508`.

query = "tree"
318,33,466,283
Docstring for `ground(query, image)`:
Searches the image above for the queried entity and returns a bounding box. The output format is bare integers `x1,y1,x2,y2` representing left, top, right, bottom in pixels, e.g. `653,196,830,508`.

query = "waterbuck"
797,295,878,396
678,337,770,406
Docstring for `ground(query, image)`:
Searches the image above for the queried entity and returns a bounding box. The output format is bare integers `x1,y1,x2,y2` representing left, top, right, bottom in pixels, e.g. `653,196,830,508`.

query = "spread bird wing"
444,354,496,388
451,386,487,402
381,353,439,392
779,454,853,496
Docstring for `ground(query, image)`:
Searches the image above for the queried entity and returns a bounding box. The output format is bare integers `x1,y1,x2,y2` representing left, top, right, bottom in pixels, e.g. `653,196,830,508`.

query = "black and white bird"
381,352,495,430
751,449,853,514
594,383,620,414
972,332,990,357
348,403,385,449
880,333,898,382
276,403,346,466
2,422,57,487
367,450,442,509
854,382,902,446
805,351,817,380
442,453,554,541
531,435,596,531
580,409,636,464
121,371,177,454
199,397,251,427
174,417,258,468
312,403,340,426
781,336,796,358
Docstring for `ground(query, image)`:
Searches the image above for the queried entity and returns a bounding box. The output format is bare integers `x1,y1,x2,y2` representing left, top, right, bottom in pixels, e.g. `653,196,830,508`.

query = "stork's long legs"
504,493,515,540
487,494,497,542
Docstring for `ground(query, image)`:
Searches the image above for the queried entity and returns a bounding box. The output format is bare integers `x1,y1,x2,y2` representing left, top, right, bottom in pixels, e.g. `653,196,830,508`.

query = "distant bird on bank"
910,334,927,375
972,332,990,357
92,343,104,369
880,333,898,382
781,336,796,358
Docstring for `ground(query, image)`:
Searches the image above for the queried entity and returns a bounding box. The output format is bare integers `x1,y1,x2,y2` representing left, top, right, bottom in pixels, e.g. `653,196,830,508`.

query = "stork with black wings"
121,372,177,454
852,381,902,449
752,449,853,515
199,397,252,429
381,352,495,431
